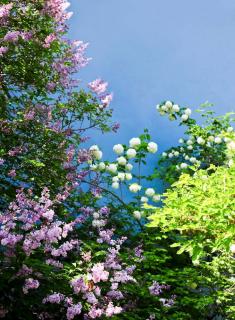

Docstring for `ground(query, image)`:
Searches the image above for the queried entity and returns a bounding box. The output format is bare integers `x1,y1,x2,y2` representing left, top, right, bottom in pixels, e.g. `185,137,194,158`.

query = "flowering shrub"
156,101,234,184
0,187,138,319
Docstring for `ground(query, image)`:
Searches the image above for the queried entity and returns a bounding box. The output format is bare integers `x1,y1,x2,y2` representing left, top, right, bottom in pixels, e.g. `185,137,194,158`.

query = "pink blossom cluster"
0,187,136,319
23,278,40,294
3,30,32,42
52,40,90,89
42,0,73,23
0,3,13,24
41,205,135,319
88,78,113,108
43,33,57,48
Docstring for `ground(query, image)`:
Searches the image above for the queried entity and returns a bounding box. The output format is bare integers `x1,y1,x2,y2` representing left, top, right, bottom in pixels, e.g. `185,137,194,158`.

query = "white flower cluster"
140,188,161,203
161,128,235,172
89,136,160,208
133,210,143,220
89,145,103,160
156,101,192,122
92,212,106,228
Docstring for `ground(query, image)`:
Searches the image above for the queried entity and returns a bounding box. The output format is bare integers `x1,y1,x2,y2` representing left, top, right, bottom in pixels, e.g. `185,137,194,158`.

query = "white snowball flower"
161,105,167,111
129,137,141,148
125,163,133,171
187,140,193,145
224,137,230,142
227,127,234,133
92,220,99,228
141,196,148,203
184,108,192,116
180,147,184,152
133,211,142,220
168,153,173,158
93,150,103,160
90,164,98,171
162,152,167,157
173,104,180,112
180,163,188,169
187,145,193,150
208,136,214,142
174,151,179,157
107,163,118,173
227,141,235,151
113,144,124,155
117,156,127,166
214,137,222,144
147,142,158,153
112,182,120,189
112,176,119,182
89,145,102,160
93,212,100,219
181,114,189,121
125,173,132,180
145,188,155,197
165,101,173,109
230,243,235,253
185,155,189,160
190,157,197,163
129,183,142,193
126,148,137,159
117,172,125,181
197,137,205,145
153,194,161,202
98,162,106,170
156,104,160,111
89,145,99,151
179,138,184,144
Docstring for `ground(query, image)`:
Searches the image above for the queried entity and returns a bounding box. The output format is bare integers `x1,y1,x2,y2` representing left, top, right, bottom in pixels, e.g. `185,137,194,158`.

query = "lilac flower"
149,281,170,296
88,306,103,318
16,265,33,277
111,122,120,132
106,290,124,300
100,93,113,107
66,303,82,320
159,295,176,307
0,3,13,19
105,302,122,317
70,277,88,294
45,259,63,269
43,33,57,48
0,46,8,56
23,278,40,294
85,292,98,304
4,31,20,42
43,293,65,304
91,263,109,283
88,78,108,95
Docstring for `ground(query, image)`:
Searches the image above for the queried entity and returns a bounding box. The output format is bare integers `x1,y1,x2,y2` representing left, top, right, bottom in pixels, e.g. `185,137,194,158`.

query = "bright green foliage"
148,164,235,318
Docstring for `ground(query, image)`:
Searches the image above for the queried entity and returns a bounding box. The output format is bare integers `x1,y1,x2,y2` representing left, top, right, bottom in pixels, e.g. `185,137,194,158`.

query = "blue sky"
69,0,235,157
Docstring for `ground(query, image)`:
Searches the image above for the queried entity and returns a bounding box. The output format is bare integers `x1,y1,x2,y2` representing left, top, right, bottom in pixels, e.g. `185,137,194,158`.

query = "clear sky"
69,0,235,157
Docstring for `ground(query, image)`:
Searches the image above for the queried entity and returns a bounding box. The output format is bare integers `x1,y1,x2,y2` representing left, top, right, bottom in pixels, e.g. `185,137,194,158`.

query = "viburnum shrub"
156,101,235,184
